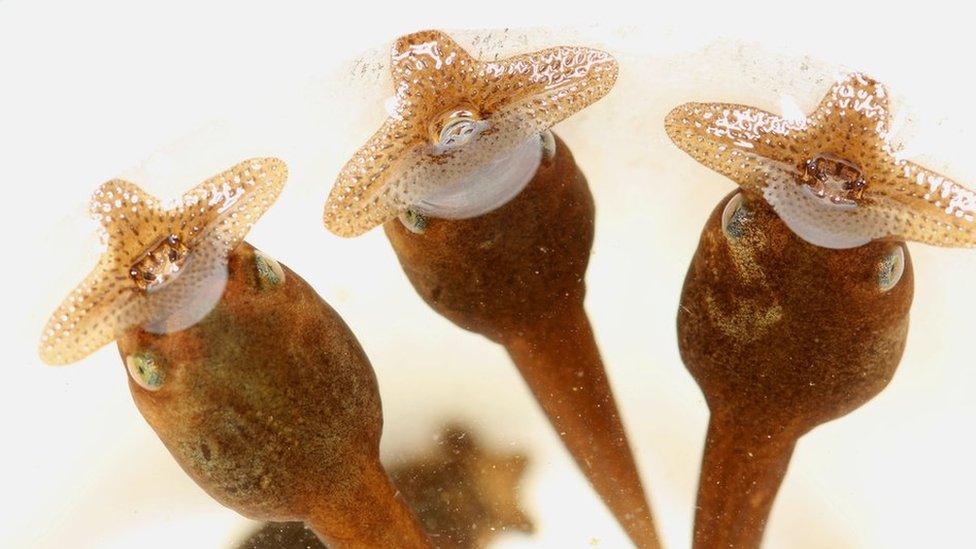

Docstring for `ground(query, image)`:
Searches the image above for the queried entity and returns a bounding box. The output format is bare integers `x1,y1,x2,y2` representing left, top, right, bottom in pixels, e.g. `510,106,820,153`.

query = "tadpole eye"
878,246,905,292
254,250,285,290
721,193,750,240
398,209,428,234
126,352,165,391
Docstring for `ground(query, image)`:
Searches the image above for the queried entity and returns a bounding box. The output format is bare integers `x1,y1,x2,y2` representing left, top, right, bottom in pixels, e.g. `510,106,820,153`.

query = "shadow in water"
235,423,533,548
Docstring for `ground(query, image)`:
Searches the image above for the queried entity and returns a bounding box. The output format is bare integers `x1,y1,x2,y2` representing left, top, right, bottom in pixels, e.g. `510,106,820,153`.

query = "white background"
4,1,976,547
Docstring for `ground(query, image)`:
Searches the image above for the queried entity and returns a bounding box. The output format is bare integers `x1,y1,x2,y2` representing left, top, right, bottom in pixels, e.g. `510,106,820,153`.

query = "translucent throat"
413,126,544,220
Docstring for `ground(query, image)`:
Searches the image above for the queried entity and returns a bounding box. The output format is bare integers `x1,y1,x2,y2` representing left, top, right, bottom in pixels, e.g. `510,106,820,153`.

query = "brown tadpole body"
665,72,976,546
38,159,428,547
678,191,914,548
323,29,651,545
385,134,660,548
117,242,431,549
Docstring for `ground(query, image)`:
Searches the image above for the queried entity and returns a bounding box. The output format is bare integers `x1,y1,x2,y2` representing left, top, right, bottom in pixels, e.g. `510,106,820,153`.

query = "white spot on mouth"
778,94,806,122
383,96,400,117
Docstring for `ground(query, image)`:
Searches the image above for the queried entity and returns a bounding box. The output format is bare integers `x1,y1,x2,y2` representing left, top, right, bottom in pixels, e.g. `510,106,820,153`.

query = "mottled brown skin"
118,242,430,548
238,424,534,549
385,135,660,548
678,191,914,548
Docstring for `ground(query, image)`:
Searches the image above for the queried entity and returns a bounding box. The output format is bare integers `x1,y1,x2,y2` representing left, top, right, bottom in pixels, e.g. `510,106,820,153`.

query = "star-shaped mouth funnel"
39,158,287,365
666,73,976,249
323,29,618,237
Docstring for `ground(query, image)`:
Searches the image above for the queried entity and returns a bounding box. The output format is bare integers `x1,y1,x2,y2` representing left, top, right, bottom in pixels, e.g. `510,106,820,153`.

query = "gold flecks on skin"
704,287,784,344
665,73,976,249
324,29,619,237
39,158,287,366
708,193,783,341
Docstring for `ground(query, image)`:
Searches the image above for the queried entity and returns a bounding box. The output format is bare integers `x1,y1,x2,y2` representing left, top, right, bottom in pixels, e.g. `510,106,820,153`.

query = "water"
6,7,976,549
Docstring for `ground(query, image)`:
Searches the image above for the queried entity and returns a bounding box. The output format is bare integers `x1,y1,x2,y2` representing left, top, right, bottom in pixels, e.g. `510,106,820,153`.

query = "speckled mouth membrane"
39,158,287,365
323,29,618,237
666,73,976,249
